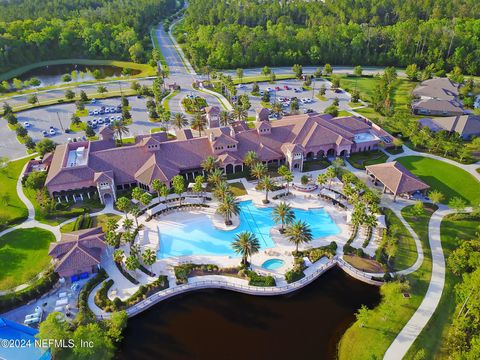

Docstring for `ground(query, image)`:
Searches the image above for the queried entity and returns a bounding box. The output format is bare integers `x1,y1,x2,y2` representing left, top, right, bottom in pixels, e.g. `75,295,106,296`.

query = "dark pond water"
17,64,140,86
117,267,380,360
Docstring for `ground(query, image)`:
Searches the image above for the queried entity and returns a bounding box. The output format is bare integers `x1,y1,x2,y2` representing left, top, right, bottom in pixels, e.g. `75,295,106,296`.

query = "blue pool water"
262,259,285,270
157,200,340,258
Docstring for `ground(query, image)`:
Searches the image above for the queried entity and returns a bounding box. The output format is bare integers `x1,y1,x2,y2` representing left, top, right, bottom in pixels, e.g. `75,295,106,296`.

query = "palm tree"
258,175,275,203
231,231,260,265
113,249,124,264
151,179,166,203
251,162,267,182
213,181,232,201
285,220,313,253
130,205,140,228
172,112,188,130
272,102,283,117
243,150,259,168
142,249,157,271
110,119,130,144
191,113,206,136
272,202,296,232
105,218,119,233
125,255,140,272
219,110,232,126
201,155,218,173
116,197,131,219
160,184,170,208
232,106,247,121
283,172,293,194
123,218,134,233
216,194,240,225
207,168,225,186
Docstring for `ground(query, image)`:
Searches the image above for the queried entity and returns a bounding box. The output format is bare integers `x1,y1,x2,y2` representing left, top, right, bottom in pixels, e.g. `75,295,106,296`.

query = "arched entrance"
103,193,113,206
225,164,234,174
340,150,348,157
317,150,325,158
234,164,243,173
326,148,336,157
306,152,314,160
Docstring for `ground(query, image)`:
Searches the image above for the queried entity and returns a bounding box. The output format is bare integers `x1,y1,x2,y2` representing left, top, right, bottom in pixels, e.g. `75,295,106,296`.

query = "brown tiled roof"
49,227,106,274
419,115,480,137
365,161,430,195
205,106,221,115
412,99,464,114
255,107,270,121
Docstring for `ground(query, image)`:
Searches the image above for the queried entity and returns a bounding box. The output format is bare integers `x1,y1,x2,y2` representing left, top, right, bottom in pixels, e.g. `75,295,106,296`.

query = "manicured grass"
396,156,480,205
338,203,435,359
0,228,55,290
229,182,247,197
302,158,330,172
337,110,352,117
150,26,168,71
60,213,121,233
348,101,362,108
0,156,34,228
70,122,86,132
162,89,180,112
316,94,327,101
405,215,480,359
383,208,417,271
347,150,388,169
343,255,384,273
231,73,295,85
74,109,88,117
24,188,102,226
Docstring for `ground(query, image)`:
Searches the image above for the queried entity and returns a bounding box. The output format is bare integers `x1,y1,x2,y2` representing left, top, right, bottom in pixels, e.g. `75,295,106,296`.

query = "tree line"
0,0,178,73
176,0,480,74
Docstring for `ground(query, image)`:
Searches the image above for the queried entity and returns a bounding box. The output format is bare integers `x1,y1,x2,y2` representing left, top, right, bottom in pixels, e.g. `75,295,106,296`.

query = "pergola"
365,161,430,201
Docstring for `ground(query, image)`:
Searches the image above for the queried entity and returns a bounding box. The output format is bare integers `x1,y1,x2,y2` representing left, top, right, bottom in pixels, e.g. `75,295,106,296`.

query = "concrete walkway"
384,206,454,359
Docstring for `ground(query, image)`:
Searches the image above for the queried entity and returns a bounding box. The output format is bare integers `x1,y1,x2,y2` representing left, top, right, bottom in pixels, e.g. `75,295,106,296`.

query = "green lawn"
347,150,388,169
0,228,55,290
337,110,352,117
0,157,34,228
338,203,435,359
302,158,330,172
162,89,180,112
383,208,417,271
396,156,480,205
405,215,480,359
60,213,121,233
229,182,247,197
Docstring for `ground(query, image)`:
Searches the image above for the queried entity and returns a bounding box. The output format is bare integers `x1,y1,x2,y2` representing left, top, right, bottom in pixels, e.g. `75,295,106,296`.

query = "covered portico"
365,161,430,201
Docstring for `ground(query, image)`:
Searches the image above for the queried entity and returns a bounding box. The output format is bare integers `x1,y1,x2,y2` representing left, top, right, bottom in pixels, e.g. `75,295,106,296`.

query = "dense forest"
0,0,178,73
176,0,480,74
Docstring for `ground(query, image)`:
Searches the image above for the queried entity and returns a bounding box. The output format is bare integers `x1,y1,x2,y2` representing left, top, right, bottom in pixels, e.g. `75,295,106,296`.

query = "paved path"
384,206,454,359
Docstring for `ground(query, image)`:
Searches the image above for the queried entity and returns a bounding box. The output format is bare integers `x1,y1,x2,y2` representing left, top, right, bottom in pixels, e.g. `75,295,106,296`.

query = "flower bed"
114,262,139,285
245,270,276,287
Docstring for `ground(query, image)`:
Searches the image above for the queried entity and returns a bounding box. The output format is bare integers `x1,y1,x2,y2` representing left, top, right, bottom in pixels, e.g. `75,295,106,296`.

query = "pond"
16,64,140,87
118,267,380,360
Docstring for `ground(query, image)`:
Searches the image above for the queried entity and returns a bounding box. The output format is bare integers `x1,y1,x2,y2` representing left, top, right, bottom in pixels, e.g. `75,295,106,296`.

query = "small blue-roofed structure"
0,317,50,360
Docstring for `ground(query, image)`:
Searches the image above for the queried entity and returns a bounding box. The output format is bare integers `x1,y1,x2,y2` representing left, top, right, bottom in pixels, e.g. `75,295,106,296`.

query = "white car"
49,128,56,135
93,110,99,115
116,116,122,121
98,119,104,124
23,122,31,128
92,119,98,125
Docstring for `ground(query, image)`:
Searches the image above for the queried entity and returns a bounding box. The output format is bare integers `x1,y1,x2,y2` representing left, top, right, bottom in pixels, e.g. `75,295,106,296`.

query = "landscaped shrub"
246,270,276,287
75,268,107,325
0,268,59,313
285,269,305,283
174,263,223,284
114,262,139,285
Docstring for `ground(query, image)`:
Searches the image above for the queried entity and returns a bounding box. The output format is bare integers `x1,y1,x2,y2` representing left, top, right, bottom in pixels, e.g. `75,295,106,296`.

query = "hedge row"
73,213,92,231
76,269,107,324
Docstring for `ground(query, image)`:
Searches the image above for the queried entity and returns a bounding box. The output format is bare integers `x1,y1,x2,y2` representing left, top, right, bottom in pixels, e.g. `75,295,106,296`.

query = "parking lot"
234,78,351,118
15,95,164,145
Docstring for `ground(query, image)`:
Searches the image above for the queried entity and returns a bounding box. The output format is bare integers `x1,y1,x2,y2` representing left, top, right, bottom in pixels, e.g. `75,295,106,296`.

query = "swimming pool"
262,259,285,270
157,200,340,258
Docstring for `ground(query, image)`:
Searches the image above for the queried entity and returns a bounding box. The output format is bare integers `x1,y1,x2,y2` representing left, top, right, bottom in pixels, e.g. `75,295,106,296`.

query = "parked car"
23,122,31,128
294,88,302,93
92,124,97,129
87,120,92,125
49,128,56,135
104,108,110,114
98,119,104,124
116,116,122,121
92,119,98,125
65,128,71,133
93,110,99,115
88,111,94,116
91,98,96,104
67,138,72,143
42,130,48,137
283,85,290,90
99,109,104,114
266,87,273,92
275,86,281,91
237,84,246,89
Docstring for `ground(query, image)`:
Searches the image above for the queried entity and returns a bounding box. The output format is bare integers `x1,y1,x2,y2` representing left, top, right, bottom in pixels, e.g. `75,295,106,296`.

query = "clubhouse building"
41,110,393,204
